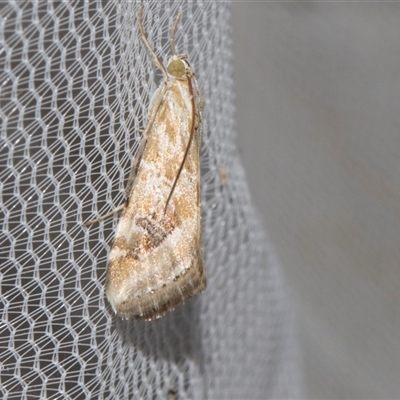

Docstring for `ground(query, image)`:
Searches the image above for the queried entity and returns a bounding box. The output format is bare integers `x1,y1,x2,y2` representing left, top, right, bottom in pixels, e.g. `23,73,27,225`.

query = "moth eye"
167,59,186,77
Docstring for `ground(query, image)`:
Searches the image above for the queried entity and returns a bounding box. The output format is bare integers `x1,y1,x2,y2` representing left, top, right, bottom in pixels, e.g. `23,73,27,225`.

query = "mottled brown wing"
106,71,205,320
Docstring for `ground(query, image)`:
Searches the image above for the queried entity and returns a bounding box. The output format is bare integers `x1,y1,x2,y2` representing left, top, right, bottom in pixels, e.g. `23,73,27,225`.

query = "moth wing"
106,77,205,320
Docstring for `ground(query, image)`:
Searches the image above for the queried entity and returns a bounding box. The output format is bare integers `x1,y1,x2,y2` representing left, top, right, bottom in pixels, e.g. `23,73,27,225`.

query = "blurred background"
232,3,400,398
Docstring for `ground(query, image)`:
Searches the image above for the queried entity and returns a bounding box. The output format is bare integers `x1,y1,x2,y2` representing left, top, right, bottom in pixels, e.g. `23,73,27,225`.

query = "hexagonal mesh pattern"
0,1,303,399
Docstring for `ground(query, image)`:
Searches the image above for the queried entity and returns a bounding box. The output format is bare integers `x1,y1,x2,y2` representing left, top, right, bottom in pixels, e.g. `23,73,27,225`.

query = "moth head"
167,55,189,79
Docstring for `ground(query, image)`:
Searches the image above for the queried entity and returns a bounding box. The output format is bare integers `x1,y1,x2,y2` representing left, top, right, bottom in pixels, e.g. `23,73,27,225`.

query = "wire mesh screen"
0,1,303,398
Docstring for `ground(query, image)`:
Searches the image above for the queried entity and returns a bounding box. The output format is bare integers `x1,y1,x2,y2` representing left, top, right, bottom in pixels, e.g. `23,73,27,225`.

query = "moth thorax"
167,59,186,78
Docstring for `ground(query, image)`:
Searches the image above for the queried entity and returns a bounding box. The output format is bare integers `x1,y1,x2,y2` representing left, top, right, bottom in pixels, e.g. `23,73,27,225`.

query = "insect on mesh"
0,1,303,399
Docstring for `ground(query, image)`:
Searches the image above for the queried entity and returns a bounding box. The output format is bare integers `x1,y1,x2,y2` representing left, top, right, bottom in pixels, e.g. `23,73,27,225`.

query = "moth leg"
83,203,125,227
198,96,205,111
124,134,147,196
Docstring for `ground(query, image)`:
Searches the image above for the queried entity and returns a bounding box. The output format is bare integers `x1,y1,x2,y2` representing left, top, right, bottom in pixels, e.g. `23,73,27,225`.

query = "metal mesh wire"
0,1,303,398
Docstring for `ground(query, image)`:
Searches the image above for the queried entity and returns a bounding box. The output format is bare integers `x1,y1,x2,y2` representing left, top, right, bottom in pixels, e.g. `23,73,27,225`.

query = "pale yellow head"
167,57,186,78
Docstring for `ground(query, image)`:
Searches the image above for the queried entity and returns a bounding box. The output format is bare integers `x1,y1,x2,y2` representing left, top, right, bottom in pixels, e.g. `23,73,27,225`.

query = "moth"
105,6,205,320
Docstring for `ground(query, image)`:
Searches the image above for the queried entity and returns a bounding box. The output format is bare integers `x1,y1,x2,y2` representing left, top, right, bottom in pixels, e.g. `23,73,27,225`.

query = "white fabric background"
0,1,303,399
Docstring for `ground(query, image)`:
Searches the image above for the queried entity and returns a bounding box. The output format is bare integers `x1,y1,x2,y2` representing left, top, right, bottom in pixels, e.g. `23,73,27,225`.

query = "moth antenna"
138,4,168,78
164,77,196,215
169,12,180,56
